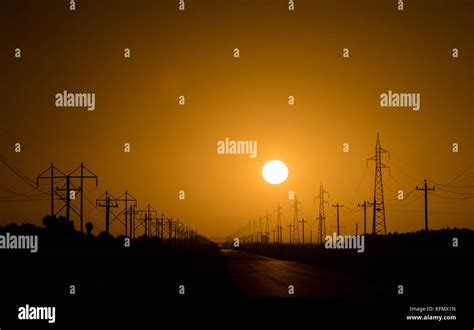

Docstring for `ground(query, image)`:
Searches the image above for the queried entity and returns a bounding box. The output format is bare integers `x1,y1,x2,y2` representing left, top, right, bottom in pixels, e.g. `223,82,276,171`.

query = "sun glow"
262,160,288,185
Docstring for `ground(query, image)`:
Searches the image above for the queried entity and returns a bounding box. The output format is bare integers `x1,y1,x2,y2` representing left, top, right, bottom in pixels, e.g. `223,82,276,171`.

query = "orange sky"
1,0,472,238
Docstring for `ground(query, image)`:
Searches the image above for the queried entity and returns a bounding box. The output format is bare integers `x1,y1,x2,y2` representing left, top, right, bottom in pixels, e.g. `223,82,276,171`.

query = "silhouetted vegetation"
0,214,216,250
233,229,473,275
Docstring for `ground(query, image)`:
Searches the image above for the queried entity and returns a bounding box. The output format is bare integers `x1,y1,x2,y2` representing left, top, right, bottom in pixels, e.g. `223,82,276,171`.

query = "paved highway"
222,249,378,300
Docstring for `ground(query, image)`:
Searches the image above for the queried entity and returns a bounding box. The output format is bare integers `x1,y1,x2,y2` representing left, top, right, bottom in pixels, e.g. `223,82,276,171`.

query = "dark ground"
234,229,474,329
0,222,472,329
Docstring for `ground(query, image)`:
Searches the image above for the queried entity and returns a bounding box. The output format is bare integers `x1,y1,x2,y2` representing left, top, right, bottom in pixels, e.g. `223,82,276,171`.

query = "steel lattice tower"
264,211,271,244
291,195,301,244
316,182,328,245
276,203,283,244
368,133,390,235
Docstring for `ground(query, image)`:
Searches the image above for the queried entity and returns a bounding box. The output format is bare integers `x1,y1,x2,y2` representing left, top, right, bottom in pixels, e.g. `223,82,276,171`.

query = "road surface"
222,249,376,300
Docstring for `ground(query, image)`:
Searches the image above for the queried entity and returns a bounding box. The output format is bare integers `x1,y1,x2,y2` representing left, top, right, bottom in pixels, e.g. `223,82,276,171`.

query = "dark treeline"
0,214,214,250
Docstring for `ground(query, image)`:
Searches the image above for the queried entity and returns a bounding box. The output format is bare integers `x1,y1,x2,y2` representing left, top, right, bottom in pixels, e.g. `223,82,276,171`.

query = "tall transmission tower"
252,219,256,243
257,216,262,244
291,195,301,244
276,203,283,244
367,133,390,235
264,211,271,244
316,182,328,245
248,221,253,243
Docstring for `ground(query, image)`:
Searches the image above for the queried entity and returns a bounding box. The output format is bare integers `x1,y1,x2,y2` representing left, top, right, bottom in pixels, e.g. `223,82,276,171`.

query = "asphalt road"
222,249,376,300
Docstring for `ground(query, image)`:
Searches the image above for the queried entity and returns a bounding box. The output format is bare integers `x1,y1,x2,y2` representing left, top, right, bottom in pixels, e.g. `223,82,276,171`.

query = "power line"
389,209,474,216
385,195,423,208
428,163,474,187
345,167,368,209
429,192,474,200
429,198,471,204
0,186,48,198
0,154,47,193
435,184,474,188
436,186,474,196
389,159,423,184
385,188,417,203
387,172,409,191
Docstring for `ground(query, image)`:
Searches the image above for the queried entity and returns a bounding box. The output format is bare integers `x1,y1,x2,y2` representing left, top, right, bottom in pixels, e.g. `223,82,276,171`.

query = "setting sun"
262,160,288,185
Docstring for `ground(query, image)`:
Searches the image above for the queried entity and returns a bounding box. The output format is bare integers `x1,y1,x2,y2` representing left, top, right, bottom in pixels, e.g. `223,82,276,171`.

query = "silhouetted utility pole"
129,205,139,238
249,221,254,243
358,201,373,236
252,219,256,243
105,191,138,237
66,176,71,220
242,223,250,243
96,190,118,234
368,133,390,235
287,223,294,245
416,179,435,231
37,164,98,232
53,175,82,223
291,195,301,244
310,229,312,245
159,213,166,239
332,203,344,236
174,219,180,243
97,190,135,236
276,203,284,244
300,218,307,245
177,222,183,241
316,182,328,245
138,205,157,236
37,164,68,217
155,214,160,238
120,191,137,237
265,211,271,244
168,217,173,241
68,164,98,233
355,222,358,236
